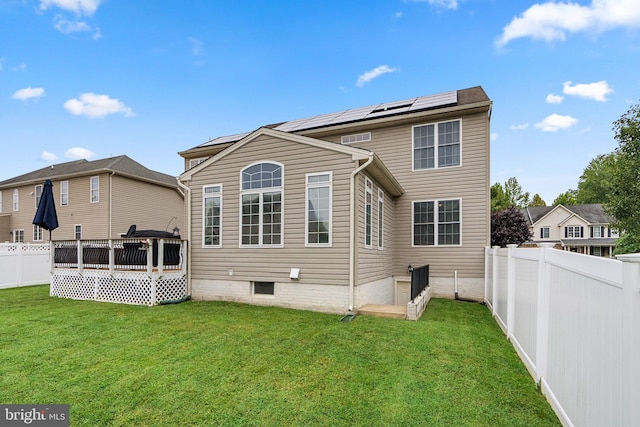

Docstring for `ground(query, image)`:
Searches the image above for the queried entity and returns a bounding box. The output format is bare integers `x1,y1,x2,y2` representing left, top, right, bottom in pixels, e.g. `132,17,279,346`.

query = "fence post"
506,244,518,340
492,245,500,317
15,243,23,286
108,240,114,276
616,253,640,427
535,243,554,383
77,240,83,275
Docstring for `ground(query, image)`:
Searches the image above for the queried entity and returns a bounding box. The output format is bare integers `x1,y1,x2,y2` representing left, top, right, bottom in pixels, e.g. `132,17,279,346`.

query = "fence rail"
485,245,640,427
0,243,50,289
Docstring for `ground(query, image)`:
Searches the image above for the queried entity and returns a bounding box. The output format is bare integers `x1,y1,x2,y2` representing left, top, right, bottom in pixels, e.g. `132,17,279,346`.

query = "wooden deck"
358,304,407,320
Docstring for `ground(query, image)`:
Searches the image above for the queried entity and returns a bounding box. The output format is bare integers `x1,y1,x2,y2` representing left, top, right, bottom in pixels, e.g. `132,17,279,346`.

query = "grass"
0,285,559,426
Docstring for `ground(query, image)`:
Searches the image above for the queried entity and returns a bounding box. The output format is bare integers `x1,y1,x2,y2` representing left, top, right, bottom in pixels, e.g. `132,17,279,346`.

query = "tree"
491,206,533,247
607,102,640,253
529,193,546,207
613,233,640,256
504,177,530,208
576,153,616,204
490,182,511,212
553,190,577,206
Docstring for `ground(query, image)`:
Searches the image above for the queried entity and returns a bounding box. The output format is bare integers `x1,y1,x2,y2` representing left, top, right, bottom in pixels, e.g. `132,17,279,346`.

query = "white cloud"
41,151,57,162
65,147,95,159
12,87,46,101
490,133,499,141
563,80,613,101
356,65,398,87
12,63,26,72
64,93,135,118
510,123,529,131
394,12,403,19
408,0,458,10
535,114,578,132
189,37,203,56
39,0,103,16
546,93,564,104
53,15,91,34
496,0,640,47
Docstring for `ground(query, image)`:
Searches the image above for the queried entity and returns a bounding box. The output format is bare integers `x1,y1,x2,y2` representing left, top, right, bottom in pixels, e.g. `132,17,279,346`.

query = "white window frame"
541,226,550,239
34,184,43,209
90,176,99,203
13,229,24,243
203,184,223,247
74,224,82,240
610,228,620,238
378,189,384,249
566,225,582,238
305,172,332,247
364,177,373,249
239,162,284,248
412,119,462,171
0,190,3,213
189,158,207,169
33,225,44,242
412,198,462,247
60,181,69,206
591,225,604,238
13,189,19,211
341,132,371,145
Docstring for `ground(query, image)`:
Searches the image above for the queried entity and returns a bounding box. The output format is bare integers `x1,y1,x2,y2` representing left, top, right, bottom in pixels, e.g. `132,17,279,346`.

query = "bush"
491,207,532,247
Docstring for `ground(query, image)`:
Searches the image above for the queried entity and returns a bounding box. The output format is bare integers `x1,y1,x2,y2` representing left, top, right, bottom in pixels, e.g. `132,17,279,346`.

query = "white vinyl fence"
485,244,640,427
0,243,51,289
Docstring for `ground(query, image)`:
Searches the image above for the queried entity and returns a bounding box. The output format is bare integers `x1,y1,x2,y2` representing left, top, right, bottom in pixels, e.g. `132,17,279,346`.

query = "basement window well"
254,281,275,296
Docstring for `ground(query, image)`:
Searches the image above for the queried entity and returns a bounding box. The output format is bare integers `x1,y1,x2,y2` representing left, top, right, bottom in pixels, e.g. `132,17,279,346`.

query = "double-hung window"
75,225,82,240
413,119,461,170
203,185,222,247
365,178,372,248
60,181,69,206
591,226,604,238
413,199,461,246
540,227,550,239
13,189,19,211
240,162,283,247
90,176,99,203
306,172,332,246
13,229,24,243
33,225,43,241
565,226,583,238
35,184,43,209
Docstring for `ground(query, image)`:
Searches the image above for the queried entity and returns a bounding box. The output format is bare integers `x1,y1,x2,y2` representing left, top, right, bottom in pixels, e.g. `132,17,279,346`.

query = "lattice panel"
51,270,95,301
156,272,188,303
96,271,153,306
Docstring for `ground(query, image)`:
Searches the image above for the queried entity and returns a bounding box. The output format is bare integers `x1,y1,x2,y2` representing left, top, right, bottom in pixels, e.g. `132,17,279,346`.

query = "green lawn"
0,285,559,426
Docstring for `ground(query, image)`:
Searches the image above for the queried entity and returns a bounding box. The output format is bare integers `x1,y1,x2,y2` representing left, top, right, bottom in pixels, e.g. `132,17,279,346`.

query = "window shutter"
540,228,543,238
608,228,611,237
601,226,605,237
580,227,584,238
590,227,593,238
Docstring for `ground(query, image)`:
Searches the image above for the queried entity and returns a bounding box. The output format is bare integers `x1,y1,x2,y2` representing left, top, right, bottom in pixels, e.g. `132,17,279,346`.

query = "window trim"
60,181,69,206
90,176,99,203
253,281,275,296
74,224,82,240
13,189,19,211
364,177,373,249
412,198,462,247
239,161,284,248
412,119,462,171
34,184,43,209
0,190,3,213
305,172,332,247
202,184,223,248
13,229,25,243
378,189,384,249
33,225,44,242
541,226,550,239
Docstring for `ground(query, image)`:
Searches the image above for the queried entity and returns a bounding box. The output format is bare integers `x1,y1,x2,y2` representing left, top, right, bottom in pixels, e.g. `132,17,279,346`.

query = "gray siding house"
178,86,492,313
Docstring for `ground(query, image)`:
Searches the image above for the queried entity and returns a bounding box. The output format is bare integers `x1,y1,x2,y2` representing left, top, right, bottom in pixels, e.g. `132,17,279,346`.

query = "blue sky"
1,0,639,203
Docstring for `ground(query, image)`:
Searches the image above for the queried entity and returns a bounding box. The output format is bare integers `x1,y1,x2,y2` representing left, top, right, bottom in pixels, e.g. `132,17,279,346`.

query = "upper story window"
203,185,222,247
33,225,43,242
60,181,69,206
540,227,550,239
0,190,3,213
365,177,373,248
35,184,43,209
240,162,283,247
306,172,332,246
609,228,619,238
413,119,461,170
75,225,82,240
590,226,604,238
13,189,19,211
13,229,24,243
565,225,583,238
90,176,99,203
413,199,461,246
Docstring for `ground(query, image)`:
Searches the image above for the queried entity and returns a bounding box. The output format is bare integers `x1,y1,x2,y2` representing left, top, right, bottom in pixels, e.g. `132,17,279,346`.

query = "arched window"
240,162,283,246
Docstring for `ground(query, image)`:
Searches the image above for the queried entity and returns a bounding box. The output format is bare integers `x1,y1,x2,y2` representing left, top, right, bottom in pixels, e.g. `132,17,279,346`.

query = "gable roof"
0,155,178,189
523,204,613,226
180,127,404,197
182,86,490,153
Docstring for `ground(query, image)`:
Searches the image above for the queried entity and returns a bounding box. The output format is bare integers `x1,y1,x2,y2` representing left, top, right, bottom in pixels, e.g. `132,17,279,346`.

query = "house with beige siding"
0,156,184,243
522,204,618,257
178,86,491,314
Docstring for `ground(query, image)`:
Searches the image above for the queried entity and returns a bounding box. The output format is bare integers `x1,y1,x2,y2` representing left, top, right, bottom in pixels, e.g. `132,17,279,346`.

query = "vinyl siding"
111,175,184,238
305,110,490,280
188,133,356,287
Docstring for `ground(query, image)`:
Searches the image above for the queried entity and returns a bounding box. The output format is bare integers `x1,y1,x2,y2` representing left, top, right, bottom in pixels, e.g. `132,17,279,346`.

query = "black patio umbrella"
33,179,59,240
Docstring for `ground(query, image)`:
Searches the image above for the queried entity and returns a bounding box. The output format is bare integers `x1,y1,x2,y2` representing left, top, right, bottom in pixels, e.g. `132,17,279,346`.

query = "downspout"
177,177,192,296
349,154,374,312
109,171,115,238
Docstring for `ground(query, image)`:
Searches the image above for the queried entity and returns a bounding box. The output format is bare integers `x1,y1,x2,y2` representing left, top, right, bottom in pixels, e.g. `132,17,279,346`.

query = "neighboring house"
0,156,184,243
522,204,618,257
178,86,492,313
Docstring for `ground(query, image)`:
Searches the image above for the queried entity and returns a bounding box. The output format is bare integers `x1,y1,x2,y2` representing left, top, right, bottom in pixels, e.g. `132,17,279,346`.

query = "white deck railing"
486,245,640,427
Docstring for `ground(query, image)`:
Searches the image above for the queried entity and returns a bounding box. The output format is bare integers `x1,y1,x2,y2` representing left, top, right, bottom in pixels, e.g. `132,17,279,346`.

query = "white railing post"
146,239,153,276
77,240,83,275
157,239,164,276
616,253,640,427
108,239,114,276
506,244,518,340
535,243,554,383
492,245,500,317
